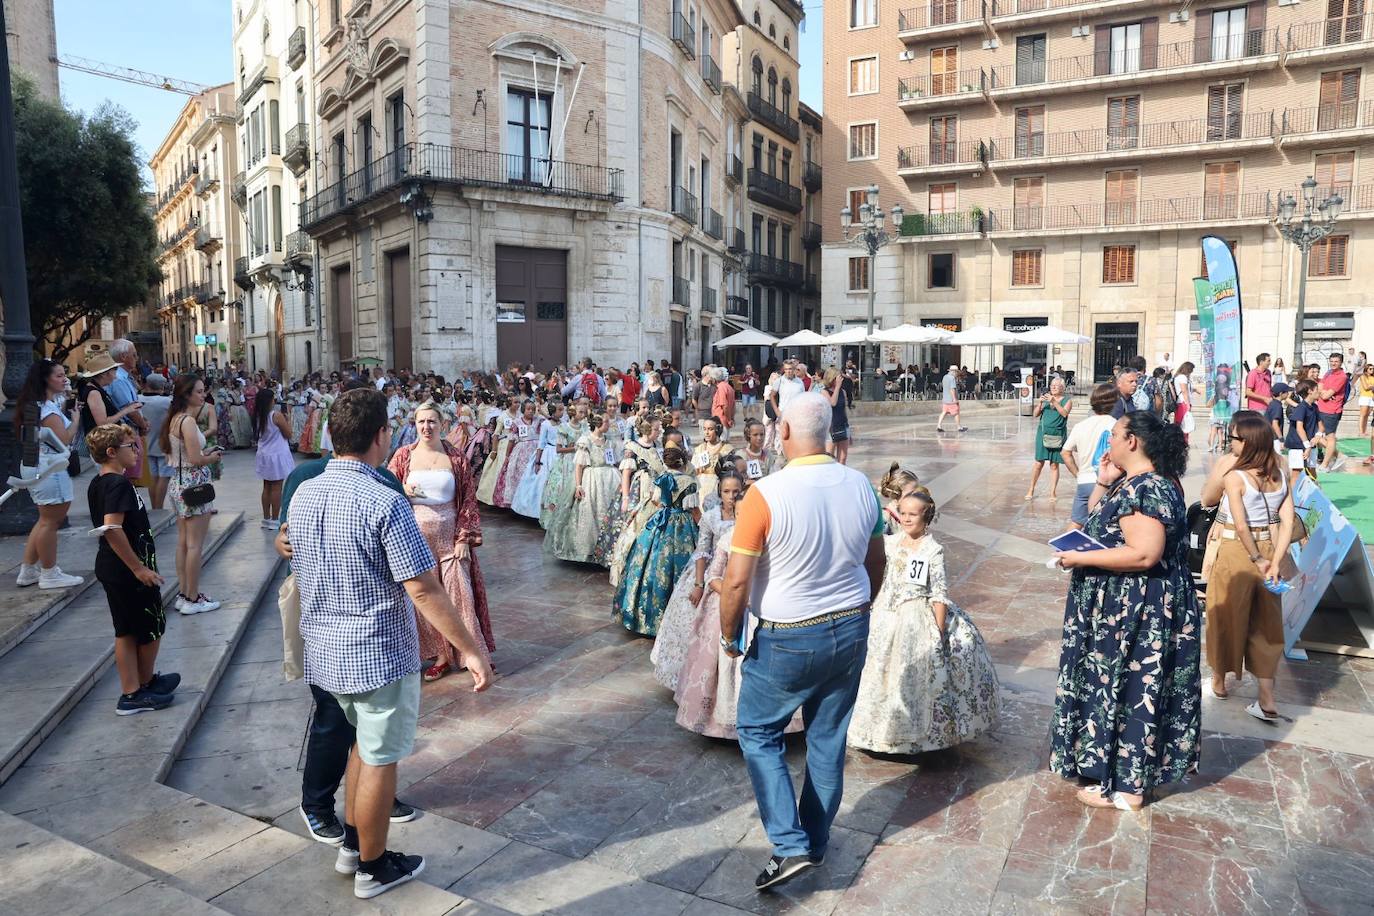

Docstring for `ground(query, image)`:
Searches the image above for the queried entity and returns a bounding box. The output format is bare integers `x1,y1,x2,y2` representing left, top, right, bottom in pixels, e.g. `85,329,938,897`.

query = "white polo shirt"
730,454,884,622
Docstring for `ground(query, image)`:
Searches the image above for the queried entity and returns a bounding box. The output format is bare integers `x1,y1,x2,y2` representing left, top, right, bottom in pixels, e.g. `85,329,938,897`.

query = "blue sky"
53,0,822,185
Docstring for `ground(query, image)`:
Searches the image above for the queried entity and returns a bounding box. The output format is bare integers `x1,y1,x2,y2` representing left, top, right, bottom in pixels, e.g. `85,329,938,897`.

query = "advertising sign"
193,334,206,346
1201,236,1242,415
1280,475,1366,655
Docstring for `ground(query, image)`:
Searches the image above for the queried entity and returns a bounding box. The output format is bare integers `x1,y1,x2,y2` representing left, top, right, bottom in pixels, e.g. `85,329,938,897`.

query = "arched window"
768,22,776,39
767,66,777,106
781,78,792,115
751,56,763,96
753,9,760,25
783,35,790,51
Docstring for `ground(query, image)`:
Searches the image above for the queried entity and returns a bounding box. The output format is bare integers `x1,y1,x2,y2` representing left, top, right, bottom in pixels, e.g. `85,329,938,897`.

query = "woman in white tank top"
1203,412,1297,723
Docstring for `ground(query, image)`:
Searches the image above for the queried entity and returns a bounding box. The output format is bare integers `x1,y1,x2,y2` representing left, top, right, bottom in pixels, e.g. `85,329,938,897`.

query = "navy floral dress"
614,472,698,637
1050,472,1202,795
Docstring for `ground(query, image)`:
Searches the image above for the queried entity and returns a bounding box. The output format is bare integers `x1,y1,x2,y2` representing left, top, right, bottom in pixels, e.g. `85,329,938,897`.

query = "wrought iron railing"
747,91,799,141
701,287,717,313
701,54,721,93
803,159,822,192
671,12,696,60
898,1,983,32
897,139,988,169
704,208,723,239
747,252,804,287
672,186,699,224
898,69,986,101
1281,100,1374,135
671,274,691,306
986,111,1274,162
987,192,1272,231
288,26,307,69
747,168,802,212
726,294,749,317
1286,13,1373,52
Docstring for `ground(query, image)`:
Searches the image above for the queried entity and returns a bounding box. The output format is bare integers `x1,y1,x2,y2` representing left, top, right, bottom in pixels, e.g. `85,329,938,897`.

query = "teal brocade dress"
613,472,699,637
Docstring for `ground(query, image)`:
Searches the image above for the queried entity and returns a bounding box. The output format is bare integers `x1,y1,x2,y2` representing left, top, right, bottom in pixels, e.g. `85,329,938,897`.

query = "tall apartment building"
231,0,320,378
298,0,747,376
824,0,1373,379
3,0,59,101
151,85,243,372
722,0,822,357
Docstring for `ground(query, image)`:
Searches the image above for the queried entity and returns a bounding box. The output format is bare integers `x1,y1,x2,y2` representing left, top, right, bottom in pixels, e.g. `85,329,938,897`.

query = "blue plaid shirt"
289,459,436,694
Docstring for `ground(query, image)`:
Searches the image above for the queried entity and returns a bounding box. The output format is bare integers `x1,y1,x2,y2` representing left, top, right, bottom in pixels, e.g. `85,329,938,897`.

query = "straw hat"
80,347,120,379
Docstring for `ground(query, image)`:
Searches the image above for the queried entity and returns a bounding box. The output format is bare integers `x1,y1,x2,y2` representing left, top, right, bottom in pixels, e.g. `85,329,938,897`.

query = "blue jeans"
737,611,870,858
1071,481,1095,525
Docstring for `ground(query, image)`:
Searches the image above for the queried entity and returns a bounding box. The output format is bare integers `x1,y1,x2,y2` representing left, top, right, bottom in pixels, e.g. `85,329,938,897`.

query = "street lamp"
1275,175,1342,366
840,184,903,402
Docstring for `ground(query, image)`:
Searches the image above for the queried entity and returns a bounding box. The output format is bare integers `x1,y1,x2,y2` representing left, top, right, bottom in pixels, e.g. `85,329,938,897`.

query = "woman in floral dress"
1050,411,1200,811
476,397,517,505
493,399,542,509
608,414,667,587
548,410,621,564
540,402,586,530
289,383,308,448
848,489,999,754
212,381,235,450
228,380,254,447
652,470,741,691
613,447,698,637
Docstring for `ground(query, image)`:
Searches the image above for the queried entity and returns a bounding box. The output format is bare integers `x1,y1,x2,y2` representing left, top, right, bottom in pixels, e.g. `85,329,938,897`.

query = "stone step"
0,512,245,785
0,809,236,916
0,509,177,659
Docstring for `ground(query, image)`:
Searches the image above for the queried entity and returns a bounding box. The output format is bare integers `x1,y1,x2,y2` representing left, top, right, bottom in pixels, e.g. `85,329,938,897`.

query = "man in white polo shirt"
719,391,886,892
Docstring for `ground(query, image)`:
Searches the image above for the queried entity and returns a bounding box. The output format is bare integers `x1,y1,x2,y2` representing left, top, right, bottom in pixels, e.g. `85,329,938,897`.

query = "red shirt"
619,374,640,405
1244,367,1272,411
1317,369,1349,415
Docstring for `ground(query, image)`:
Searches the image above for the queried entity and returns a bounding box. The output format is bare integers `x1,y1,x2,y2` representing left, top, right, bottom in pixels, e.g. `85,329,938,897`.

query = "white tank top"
1218,470,1287,528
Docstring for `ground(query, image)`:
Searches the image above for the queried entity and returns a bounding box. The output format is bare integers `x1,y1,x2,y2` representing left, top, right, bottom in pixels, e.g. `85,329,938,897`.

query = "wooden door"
929,115,957,164
387,249,412,371
1318,68,1361,130
496,246,568,372
931,46,957,95
332,265,353,366
1314,150,1355,199
1107,95,1140,150
1015,105,1044,157
1014,176,1044,230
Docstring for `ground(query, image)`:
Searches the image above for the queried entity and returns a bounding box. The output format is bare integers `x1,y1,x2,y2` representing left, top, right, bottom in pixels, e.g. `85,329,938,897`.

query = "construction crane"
51,55,213,97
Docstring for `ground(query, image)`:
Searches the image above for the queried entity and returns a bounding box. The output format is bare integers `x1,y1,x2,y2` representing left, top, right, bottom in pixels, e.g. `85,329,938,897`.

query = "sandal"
1077,786,1143,811
422,662,450,682
1207,679,1228,700
1245,701,1279,723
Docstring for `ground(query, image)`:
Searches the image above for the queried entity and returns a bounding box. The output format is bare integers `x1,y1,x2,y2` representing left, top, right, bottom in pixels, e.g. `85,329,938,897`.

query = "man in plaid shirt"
289,387,493,899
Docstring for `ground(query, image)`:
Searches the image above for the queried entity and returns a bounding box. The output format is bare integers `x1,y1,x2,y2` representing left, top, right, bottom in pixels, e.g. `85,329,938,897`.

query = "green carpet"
1338,437,1371,458
1318,473,1374,543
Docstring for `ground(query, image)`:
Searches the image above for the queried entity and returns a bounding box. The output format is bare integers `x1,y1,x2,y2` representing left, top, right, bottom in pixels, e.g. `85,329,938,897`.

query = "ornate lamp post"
1275,175,1342,366
840,185,903,402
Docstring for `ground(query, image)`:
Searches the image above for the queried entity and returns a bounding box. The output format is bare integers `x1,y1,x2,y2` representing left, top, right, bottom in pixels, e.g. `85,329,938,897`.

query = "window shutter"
1246,1,1266,51
1315,151,1354,197
1107,96,1140,148
1226,83,1244,137
1140,18,1160,68
1195,9,1214,63
1105,169,1138,224
1095,25,1110,76
1204,161,1239,218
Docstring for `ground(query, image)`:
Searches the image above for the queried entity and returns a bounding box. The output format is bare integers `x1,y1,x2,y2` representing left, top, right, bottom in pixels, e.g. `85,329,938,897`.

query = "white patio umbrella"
822,326,874,345
870,323,952,344
1012,326,1091,345
713,327,779,349
773,329,827,347
945,324,1019,346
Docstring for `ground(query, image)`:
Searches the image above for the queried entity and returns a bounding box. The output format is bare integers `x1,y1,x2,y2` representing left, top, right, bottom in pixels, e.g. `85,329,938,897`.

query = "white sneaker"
1329,456,1348,473
15,563,40,588
172,593,189,612
37,567,83,589
265,519,281,530
335,846,360,875
179,598,214,615
192,593,221,611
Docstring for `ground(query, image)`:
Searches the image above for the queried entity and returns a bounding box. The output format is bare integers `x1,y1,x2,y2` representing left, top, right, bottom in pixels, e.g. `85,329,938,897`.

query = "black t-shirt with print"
88,472,156,580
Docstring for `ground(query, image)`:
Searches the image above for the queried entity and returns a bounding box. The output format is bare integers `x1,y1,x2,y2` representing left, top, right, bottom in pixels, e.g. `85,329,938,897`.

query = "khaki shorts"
331,673,420,766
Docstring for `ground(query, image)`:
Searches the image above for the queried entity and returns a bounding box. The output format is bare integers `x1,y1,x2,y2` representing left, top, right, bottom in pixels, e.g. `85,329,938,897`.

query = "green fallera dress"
1034,396,1071,464
1050,472,1202,796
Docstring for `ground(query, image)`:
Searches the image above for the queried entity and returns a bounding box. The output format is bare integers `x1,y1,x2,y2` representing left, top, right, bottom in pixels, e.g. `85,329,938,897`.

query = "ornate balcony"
284,123,310,177
671,12,696,60
701,54,721,94
194,226,220,253
726,294,749,318
726,155,743,187
300,143,625,230
747,168,802,213
729,228,746,254
286,230,313,268
671,186,699,225
747,91,799,142
704,208,723,240
747,252,803,288
233,255,254,290
287,26,307,70
803,160,821,193
231,171,247,207
802,221,822,250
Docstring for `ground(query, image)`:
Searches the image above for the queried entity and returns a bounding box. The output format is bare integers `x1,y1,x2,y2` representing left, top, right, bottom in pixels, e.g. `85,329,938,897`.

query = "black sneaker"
390,799,419,823
354,850,425,899
299,805,345,846
145,671,181,694
115,687,174,716
754,854,815,891
807,851,825,867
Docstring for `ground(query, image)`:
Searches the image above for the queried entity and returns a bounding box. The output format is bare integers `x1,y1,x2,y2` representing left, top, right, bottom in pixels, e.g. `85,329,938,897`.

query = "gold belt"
758,605,868,630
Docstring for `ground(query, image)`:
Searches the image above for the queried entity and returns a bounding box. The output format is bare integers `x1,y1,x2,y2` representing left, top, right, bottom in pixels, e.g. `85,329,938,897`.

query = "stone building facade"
151,85,244,372
823,0,1374,378
299,0,752,376
231,0,321,378
3,0,58,101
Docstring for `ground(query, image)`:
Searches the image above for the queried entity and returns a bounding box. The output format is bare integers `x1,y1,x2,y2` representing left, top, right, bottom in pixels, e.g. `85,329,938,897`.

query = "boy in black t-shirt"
86,424,181,715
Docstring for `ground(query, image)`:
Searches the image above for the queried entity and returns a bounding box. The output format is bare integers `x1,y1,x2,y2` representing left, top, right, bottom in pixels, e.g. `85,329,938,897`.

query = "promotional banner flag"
1191,278,1216,404
1201,236,1243,415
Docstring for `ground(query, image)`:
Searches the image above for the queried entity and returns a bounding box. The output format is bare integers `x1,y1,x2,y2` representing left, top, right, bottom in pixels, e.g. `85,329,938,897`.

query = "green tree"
13,77,161,361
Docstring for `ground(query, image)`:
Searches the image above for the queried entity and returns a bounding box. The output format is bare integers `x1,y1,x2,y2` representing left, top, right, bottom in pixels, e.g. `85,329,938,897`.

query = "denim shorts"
1071,481,1095,525
742,395,757,406
1319,412,1342,434
21,464,72,506
148,455,174,478
330,673,420,766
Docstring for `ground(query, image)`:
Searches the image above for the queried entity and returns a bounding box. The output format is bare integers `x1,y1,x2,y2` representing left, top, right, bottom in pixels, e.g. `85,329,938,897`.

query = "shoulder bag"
1040,399,1064,450
176,416,216,508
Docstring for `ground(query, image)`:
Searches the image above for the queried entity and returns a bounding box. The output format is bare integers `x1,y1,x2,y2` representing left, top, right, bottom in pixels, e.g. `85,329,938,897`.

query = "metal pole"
0,0,41,534
864,247,878,401
1293,243,1309,367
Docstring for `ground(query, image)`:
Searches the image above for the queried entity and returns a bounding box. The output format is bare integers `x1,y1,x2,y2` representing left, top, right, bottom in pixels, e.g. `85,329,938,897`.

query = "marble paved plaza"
4,408,1374,915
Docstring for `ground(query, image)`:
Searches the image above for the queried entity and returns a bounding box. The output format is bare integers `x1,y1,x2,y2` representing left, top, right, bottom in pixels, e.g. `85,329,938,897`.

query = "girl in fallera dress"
848,489,1000,754
493,399,542,509
213,382,235,449
738,419,774,485
289,384,308,448
652,465,741,691
299,386,322,455
540,402,586,530
228,380,254,447
879,461,922,535
609,414,668,586
613,445,699,637
690,418,731,511
548,410,622,564
476,397,517,505
512,400,565,519
388,401,495,681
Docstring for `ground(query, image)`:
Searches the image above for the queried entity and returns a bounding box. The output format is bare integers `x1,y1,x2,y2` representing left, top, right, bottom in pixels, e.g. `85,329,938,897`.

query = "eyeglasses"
1229,435,1244,442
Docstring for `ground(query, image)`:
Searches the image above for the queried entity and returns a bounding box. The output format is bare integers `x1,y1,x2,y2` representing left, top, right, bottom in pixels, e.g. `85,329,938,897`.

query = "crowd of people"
7,335,1365,898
